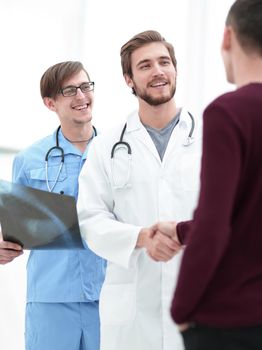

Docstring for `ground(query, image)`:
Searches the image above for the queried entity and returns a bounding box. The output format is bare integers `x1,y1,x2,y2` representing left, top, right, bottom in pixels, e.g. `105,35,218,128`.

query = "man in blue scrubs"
0,61,106,350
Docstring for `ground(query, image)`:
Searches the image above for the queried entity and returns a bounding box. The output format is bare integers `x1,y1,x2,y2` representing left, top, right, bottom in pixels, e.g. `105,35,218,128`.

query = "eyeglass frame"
59,81,95,97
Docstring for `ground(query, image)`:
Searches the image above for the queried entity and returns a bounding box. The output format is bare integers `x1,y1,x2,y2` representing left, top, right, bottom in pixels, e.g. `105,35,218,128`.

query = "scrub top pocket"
29,166,67,192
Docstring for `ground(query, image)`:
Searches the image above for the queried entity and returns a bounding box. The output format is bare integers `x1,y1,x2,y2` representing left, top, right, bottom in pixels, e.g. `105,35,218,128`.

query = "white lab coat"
77,108,202,350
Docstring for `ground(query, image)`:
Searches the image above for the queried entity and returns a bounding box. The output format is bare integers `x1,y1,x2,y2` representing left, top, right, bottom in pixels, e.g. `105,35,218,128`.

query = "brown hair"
40,61,90,99
120,30,177,78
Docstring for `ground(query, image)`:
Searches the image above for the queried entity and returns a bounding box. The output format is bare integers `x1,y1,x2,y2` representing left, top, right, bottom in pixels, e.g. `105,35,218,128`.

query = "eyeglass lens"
61,82,94,96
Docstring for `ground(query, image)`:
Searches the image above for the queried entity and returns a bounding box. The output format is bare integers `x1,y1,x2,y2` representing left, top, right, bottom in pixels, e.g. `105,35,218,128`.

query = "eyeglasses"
59,82,95,97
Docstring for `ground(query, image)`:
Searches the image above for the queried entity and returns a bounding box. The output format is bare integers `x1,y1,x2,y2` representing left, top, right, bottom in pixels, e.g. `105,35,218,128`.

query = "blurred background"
0,0,234,348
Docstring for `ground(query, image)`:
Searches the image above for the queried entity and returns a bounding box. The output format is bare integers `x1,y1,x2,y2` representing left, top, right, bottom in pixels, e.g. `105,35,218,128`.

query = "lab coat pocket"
110,146,132,190
99,283,136,326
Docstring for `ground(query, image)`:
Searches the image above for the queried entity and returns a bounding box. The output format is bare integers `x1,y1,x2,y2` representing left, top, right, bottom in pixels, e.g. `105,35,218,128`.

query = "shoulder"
203,89,239,124
201,90,249,141
205,84,260,116
204,84,262,136
86,123,127,163
14,133,54,163
91,122,129,148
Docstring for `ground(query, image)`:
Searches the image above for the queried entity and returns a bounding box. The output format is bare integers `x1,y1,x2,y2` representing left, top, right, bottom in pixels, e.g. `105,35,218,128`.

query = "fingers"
138,222,181,262
147,232,181,262
154,232,180,251
0,240,24,265
136,227,156,248
0,240,23,251
0,253,22,265
151,221,182,246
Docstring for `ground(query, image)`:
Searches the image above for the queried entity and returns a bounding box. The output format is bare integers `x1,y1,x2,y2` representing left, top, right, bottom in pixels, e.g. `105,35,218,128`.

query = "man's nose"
76,87,86,97
152,63,164,76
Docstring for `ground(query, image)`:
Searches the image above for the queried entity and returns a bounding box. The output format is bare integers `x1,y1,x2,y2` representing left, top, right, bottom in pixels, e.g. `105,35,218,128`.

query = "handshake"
137,221,182,262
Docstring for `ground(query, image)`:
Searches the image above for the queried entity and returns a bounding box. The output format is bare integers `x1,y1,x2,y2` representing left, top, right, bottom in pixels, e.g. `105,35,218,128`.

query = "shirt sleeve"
77,138,142,269
171,102,242,323
12,153,29,185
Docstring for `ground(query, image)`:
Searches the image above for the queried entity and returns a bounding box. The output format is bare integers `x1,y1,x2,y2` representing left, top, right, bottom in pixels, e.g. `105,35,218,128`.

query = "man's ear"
222,26,232,51
43,97,56,111
124,74,134,88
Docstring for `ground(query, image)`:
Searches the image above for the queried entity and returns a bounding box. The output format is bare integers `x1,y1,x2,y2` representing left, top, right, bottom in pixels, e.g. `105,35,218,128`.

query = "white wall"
0,0,234,349
0,0,87,151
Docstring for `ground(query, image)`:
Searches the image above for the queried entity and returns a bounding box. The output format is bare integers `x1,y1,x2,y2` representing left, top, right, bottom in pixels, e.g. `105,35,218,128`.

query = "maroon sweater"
172,83,262,327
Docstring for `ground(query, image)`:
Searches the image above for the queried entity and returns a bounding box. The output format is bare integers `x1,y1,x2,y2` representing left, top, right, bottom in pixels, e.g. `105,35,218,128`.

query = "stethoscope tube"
111,111,195,158
111,123,131,158
110,112,195,189
187,111,195,139
45,125,97,192
45,126,65,163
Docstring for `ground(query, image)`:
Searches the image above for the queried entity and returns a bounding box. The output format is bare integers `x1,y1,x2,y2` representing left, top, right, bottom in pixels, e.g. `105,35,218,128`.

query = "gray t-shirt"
144,110,181,160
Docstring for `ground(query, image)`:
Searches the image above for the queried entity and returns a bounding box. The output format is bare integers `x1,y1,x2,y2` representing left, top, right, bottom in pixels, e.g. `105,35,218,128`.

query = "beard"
133,82,176,106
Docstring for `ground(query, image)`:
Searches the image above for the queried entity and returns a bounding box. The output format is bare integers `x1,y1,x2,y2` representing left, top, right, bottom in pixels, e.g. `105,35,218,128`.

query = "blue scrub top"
12,128,106,302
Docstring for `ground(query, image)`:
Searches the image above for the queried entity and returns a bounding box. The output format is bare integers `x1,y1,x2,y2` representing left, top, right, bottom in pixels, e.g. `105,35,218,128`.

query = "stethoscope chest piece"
183,136,194,146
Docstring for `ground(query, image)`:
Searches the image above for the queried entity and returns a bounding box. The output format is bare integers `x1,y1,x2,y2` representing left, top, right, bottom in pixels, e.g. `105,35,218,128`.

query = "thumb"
156,221,177,238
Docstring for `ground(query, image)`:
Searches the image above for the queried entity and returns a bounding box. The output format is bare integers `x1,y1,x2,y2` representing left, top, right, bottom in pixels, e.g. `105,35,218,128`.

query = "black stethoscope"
45,125,97,192
111,111,195,158
110,111,195,189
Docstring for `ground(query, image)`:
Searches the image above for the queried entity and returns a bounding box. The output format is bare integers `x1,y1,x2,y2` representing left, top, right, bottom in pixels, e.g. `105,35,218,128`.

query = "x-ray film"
0,179,84,250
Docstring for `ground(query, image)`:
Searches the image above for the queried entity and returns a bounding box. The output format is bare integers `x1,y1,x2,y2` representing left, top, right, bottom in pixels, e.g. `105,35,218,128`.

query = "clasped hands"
137,221,181,262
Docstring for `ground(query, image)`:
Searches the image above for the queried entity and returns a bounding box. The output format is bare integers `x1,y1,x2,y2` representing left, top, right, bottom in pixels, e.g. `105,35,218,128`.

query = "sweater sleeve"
176,220,193,244
171,102,242,324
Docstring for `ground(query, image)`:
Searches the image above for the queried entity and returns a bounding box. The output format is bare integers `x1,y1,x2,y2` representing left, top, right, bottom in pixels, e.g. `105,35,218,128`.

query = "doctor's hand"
0,232,23,265
136,227,181,262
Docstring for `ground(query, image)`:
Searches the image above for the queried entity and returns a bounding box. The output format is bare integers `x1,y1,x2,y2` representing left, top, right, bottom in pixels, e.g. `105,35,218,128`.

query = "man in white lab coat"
77,30,202,350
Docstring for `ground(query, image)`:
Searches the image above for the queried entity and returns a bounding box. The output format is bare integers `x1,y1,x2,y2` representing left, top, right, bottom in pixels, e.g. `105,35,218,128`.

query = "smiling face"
125,42,177,106
43,69,94,128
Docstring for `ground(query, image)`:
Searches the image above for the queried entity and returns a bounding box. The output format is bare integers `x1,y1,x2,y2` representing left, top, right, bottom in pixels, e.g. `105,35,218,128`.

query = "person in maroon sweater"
154,0,262,349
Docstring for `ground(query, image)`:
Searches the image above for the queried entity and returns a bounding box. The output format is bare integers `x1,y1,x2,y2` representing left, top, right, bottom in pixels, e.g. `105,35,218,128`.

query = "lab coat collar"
125,110,142,132
123,107,198,163
125,107,197,134
124,110,159,161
